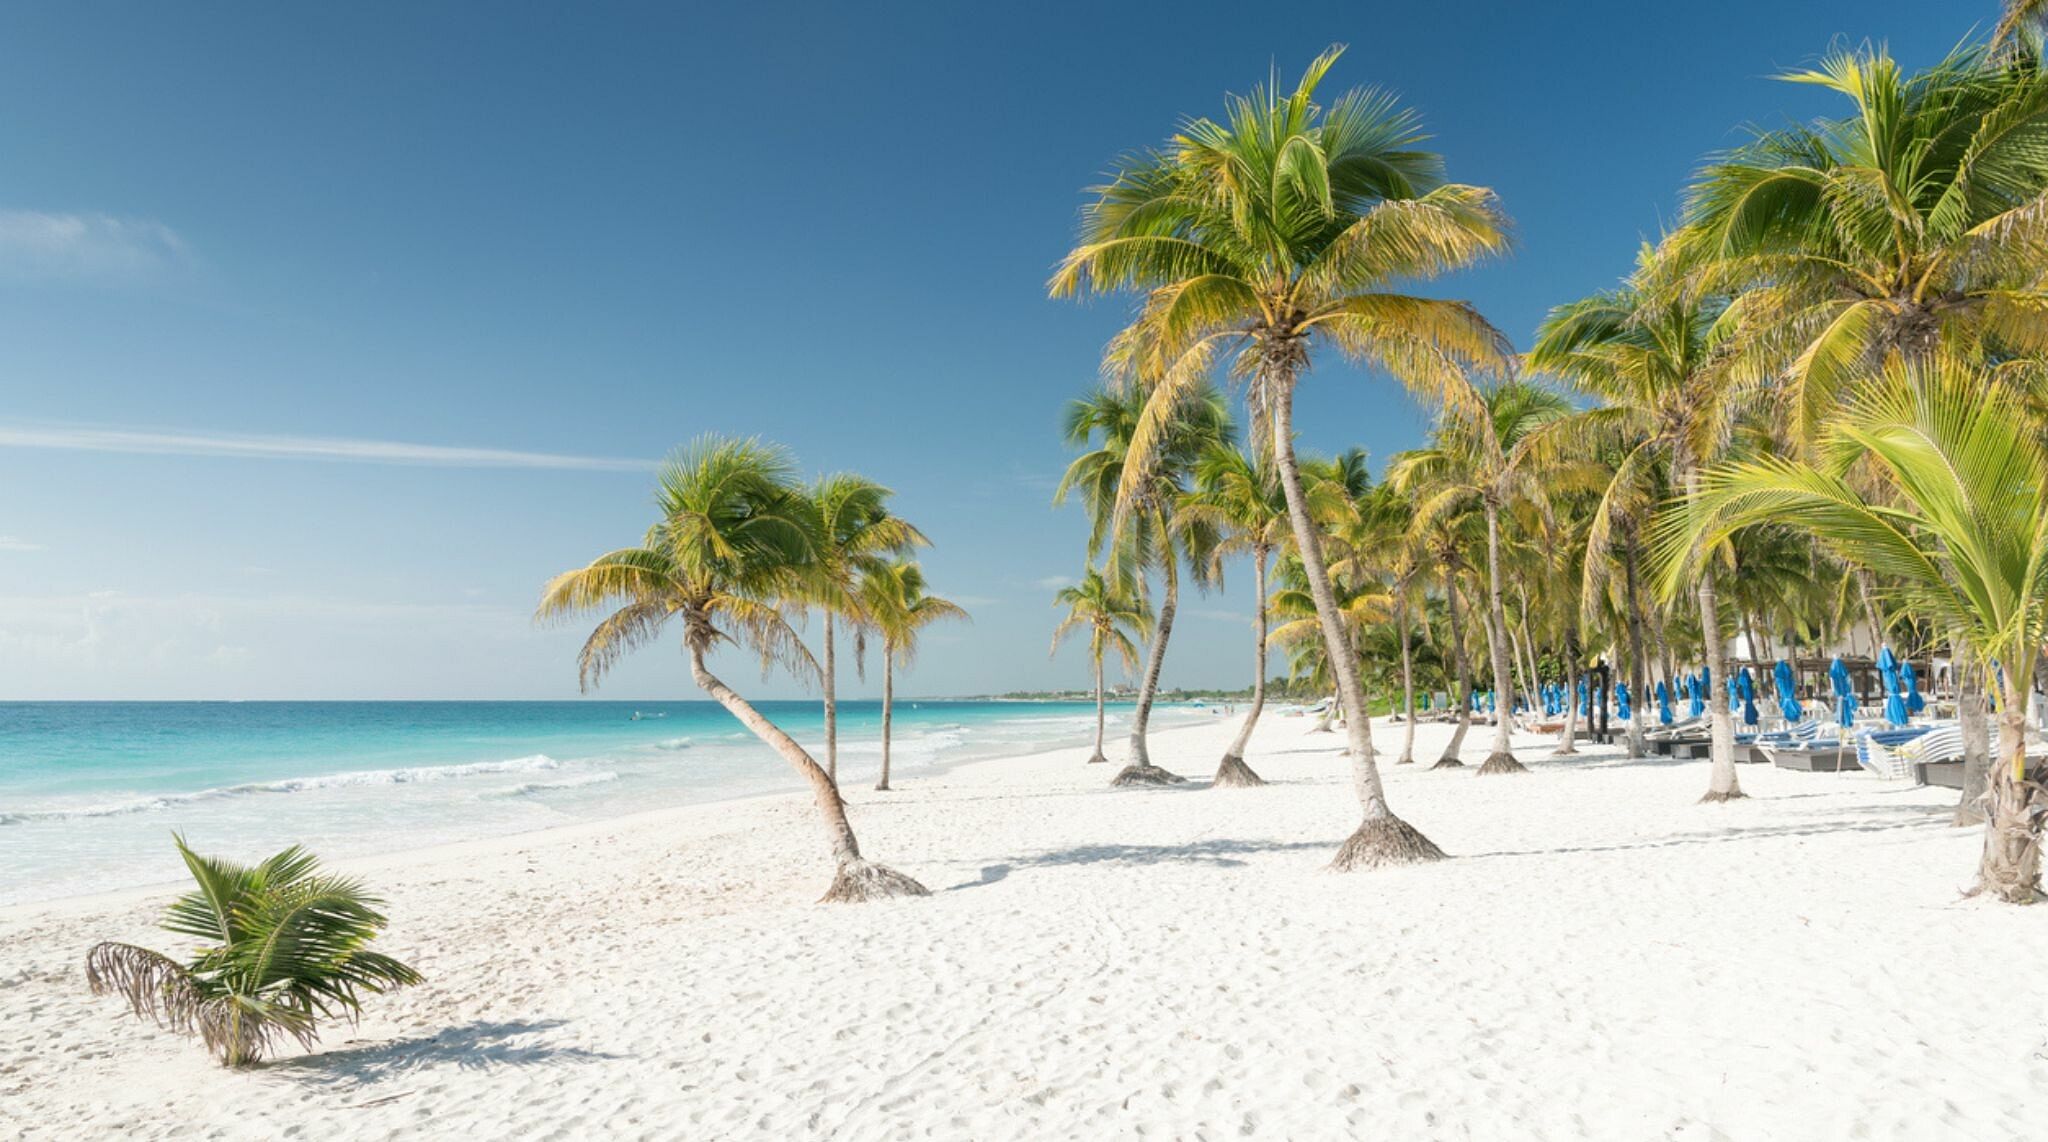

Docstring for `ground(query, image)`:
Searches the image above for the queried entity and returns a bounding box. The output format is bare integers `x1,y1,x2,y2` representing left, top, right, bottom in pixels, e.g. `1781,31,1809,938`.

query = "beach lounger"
1852,726,1937,780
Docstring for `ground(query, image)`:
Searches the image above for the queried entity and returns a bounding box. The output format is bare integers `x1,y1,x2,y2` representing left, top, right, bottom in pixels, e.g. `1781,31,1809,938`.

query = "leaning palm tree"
1179,442,1293,786
1682,40,2048,441
536,435,927,902
86,836,420,1067
1052,45,1514,867
1055,385,1229,786
1531,252,1750,802
1050,567,1152,764
1391,379,1572,774
798,474,926,783
1656,358,2048,902
862,559,970,792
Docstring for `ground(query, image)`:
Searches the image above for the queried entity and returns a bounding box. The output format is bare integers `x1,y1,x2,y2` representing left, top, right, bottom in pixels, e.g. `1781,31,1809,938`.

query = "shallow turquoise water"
0,699,1208,904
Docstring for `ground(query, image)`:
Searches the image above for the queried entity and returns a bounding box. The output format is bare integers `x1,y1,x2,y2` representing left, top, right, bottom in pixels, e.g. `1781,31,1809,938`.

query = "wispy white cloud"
1032,574,1076,590
0,423,655,472
0,210,190,283
0,535,43,552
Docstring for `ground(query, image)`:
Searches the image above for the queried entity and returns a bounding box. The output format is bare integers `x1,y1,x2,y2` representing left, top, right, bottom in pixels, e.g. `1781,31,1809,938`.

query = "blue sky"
0,1,1977,699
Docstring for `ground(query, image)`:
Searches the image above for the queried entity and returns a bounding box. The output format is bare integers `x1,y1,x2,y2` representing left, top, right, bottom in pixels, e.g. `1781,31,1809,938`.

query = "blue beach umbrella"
1486,690,1496,714
1616,681,1632,720
1876,647,1908,726
1829,656,1856,729
1656,680,1674,725
1576,676,1589,717
1902,662,1925,713
1774,660,1803,722
1687,672,1705,719
1736,667,1759,727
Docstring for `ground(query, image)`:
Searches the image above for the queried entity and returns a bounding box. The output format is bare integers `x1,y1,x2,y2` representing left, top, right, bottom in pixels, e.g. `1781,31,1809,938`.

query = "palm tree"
1995,1,2046,57
862,559,969,792
1530,256,1751,802
1682,41,2048,440
1179,442,1293,786
1051,46,1514,867
536,435,927,903
1391,380,1572,774
799,474,926,784
1055,385,1230,786
86,836,419,1067
1658,358,2048,902
1050,567,1152,764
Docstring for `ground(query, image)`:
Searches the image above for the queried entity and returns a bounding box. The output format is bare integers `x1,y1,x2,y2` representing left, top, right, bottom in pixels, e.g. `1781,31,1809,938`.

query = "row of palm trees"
1049,19,2048,902
536,437,964,902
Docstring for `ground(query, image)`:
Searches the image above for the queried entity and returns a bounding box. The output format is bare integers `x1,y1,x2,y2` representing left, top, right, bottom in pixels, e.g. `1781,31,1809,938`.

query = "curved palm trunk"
823,616,839,783
1087,645,1109,764
1622,534,1651,760
875,647,895,791
1114,542,1185,787
687,642,925,902
1681,461,1744,802
1396,582,1418,765
1214,548,1269,787
1270,382,1441,868
1554,623,1580,757
1478,502,1526,774
1436,564,1474,768
1975,678,2043,902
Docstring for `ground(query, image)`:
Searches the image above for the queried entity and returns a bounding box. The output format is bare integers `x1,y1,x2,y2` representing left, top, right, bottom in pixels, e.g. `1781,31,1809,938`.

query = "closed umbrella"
1687,672,1705,719
1902,662,1925,713
1829,656,1856,729
1616,681,1632,721
1736,667,1759,727
1774,660,1803,722
1577,676,1589,717
1876,647,1908,726
1656,680,1674,725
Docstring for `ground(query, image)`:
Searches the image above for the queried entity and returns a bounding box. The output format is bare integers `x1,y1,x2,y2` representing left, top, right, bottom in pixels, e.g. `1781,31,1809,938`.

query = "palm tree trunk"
823,615,839,783
1269,380,1440,868
1396,580,1418,765
1622,533,1651,759
1436,563,1473,768
1679,458,1744,802
1214,547,1269,787
1554,623,1580,757
1114,538,1185,786
1087,645,1108,764
1958,663,1993,825
1975,677,2043,902
687,642,926,902
875,648,895,791
1478,502,1526,774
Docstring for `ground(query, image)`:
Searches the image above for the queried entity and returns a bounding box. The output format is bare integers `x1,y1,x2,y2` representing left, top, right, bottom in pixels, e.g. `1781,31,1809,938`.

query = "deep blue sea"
0,699,1207,904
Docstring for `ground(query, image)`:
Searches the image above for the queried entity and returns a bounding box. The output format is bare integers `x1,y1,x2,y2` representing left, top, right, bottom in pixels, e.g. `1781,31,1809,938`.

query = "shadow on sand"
270,1018,621,1091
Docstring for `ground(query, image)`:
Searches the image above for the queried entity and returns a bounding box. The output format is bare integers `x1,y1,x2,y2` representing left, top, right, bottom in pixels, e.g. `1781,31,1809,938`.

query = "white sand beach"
4,713,2045,1141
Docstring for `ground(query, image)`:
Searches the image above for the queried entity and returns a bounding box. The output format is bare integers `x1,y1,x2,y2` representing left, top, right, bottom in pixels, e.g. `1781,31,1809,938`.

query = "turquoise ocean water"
0,699,1209,905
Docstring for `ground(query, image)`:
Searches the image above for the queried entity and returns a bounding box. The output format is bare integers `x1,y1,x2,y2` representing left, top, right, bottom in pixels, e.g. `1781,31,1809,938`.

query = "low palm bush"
86,836,421,1066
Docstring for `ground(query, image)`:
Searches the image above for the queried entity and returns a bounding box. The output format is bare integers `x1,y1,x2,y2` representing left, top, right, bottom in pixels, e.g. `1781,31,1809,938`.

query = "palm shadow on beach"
1468,802,1953,862
1013,837,1330,870
269,1019,622,1091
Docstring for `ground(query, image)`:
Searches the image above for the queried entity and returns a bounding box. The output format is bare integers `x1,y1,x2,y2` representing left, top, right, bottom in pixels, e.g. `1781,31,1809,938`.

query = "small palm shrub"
86,836,421,1067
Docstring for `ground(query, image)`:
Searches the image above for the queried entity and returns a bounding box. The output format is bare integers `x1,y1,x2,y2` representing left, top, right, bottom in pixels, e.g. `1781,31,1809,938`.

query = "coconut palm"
1530,256,1751,802
1055,385,1230,786
1996,1,2047,57
1682,41,2048,441
85,836,419,1067
1179,442,1293,786
1391,380,1573,774
799,474,927,783
1050,45,1514,868
1050,567,1152,764
1657,357,2048,902
536,435,927,902
862,559,969,792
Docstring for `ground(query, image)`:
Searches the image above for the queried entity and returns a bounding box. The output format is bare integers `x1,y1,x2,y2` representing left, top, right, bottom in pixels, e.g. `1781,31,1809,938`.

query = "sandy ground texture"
4,711,2047,1141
